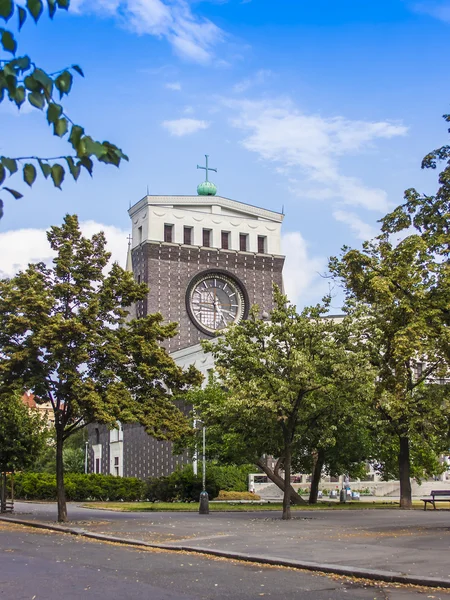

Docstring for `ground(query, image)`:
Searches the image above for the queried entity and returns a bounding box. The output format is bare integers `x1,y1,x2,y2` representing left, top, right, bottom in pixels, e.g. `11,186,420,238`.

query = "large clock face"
186,271,248,335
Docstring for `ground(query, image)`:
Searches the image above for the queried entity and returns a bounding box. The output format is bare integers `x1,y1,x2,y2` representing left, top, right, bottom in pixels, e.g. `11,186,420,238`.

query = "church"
89,157,285,479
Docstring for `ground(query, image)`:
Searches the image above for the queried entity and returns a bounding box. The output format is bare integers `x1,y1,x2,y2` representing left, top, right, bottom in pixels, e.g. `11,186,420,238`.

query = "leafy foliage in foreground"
0,0,128,218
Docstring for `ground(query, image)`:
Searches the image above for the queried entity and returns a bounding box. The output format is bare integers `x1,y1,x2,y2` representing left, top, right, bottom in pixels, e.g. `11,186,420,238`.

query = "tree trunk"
282,446,292,520
309,448,325,504
0,471,6,513
398,436,412,509
256,458,307,505
56,427,67,522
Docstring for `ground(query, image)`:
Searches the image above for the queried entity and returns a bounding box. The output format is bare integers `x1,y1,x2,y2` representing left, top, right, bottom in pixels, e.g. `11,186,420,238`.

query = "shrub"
11,472,145,501
215,490,261,501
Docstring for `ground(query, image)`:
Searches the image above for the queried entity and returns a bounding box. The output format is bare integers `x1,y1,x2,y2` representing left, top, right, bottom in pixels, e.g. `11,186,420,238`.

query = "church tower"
128,156,285,357
89,158,286,480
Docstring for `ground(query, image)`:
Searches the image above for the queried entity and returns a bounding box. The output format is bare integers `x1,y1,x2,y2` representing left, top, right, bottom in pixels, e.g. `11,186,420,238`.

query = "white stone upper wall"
128,195,284,255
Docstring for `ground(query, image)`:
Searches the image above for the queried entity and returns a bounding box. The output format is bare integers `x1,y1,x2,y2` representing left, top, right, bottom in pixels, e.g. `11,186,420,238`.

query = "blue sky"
1,0,449,308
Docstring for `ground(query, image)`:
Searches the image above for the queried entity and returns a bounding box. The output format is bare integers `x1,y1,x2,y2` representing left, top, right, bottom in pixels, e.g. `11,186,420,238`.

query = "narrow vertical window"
203,229,211,247
221,231,230,249
164,224,173,243
138,226,142,244
258,235,267,254
184,226,192,245
239,233,248,252
95,458,100,473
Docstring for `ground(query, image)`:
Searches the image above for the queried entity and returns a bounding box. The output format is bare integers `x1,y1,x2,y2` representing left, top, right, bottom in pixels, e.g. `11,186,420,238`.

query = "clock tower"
89,158,286,480
128,156,285,357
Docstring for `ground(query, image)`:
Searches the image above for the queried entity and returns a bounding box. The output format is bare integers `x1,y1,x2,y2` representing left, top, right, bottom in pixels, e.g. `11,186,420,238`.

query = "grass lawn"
81,500,404,512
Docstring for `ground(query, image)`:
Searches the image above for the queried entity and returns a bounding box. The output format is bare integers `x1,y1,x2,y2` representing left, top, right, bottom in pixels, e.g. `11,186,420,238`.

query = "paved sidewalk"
2,502,450,588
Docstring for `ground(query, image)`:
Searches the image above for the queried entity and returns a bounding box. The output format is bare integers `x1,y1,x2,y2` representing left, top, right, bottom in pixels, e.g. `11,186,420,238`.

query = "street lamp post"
199,425,209,514
84,441,89,474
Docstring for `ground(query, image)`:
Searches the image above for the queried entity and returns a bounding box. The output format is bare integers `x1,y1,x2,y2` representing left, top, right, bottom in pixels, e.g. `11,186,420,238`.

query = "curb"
1,515,449,589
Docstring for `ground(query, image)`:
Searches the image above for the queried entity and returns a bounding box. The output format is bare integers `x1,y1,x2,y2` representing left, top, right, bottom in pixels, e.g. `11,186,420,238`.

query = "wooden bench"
421,490,450,510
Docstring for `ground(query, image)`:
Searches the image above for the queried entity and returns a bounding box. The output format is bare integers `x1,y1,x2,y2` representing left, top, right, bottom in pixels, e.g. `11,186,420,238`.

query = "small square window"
258,235,267,254
203,229,211,247
239,233,248,252
184,226,193,245
164,224,173,243
221,231,230,250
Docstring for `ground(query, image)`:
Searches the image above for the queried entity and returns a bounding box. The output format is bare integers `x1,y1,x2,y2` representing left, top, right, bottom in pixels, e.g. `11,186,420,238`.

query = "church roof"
129,195,284,223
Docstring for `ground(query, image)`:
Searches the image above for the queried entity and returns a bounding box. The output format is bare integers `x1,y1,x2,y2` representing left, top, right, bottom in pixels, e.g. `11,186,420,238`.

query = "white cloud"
0,222,129,279
70,0,224,64
227,98,407,213
412,1,450,23
333,210,379,241
162,118,210,136
165,81,182,90
281,231,327,308
233,69,272,93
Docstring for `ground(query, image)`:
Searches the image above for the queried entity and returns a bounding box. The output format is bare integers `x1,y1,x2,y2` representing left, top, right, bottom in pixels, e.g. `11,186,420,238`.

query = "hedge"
10,464,255,502
12,472,145,501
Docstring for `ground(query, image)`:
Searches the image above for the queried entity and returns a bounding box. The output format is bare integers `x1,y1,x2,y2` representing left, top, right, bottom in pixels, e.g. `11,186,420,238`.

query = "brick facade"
132,241,285,352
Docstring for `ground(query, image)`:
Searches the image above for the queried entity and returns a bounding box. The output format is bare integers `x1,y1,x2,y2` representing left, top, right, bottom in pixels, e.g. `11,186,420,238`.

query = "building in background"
88,157,285,479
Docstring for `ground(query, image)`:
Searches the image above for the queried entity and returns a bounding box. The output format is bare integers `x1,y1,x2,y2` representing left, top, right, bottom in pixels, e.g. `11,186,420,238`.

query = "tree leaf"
79,156,93,176
69,125,84,150
33,68,53,96
26,0,43,22
23,163,37,186
50,163,64,188
3,187,23,200
56,0,69,8
0,0,14,21
28,90,44,109
84,137,106,159
48,0,56,18
65,156,81,181
54,117,68,137
1,29,17,54
14,85,25,107
24,75,39,91
15,56,31,72
0,198,3,219
38,159,51,179
2,157,17,174
0,164,5,185
71,64,84,77
47,102,62,124
18,6,27,29
54,70,72,98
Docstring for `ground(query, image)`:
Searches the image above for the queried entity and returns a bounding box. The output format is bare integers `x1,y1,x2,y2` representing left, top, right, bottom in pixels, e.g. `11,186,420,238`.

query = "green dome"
197,180,217,196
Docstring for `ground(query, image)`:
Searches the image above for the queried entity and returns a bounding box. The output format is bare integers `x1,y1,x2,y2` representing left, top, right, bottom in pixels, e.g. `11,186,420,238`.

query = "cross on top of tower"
197,155,217,182
197,154,218,196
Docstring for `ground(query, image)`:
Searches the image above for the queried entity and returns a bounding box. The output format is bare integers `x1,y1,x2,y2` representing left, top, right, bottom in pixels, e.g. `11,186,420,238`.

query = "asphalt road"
1,522,449,600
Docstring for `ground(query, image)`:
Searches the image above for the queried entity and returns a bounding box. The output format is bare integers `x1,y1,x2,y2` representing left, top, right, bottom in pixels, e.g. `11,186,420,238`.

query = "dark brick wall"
132,242,285,352
122,424,189,479
86,423,189,479
87,240,285,480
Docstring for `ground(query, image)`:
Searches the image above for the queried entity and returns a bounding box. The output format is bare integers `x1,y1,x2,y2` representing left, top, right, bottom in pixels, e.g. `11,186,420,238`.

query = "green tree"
378,113,450,362
0,215,202,522
201,288,373,520
0,388,48,511
329,114,450,507
330,238,450,508
0,0,127,219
